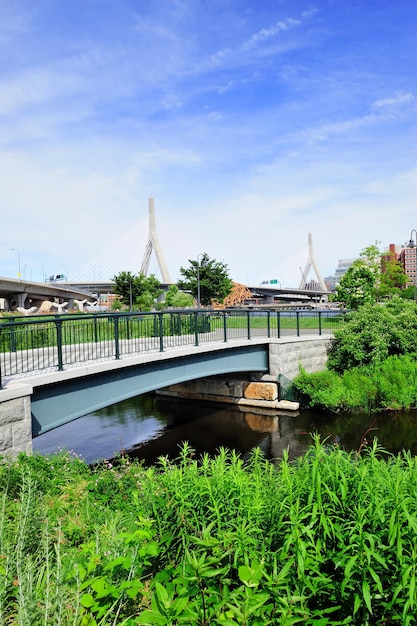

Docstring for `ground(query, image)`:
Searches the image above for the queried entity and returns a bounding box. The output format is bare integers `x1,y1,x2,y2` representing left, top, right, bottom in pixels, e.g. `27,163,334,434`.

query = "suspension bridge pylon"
299,233,328,291
140,197,171,283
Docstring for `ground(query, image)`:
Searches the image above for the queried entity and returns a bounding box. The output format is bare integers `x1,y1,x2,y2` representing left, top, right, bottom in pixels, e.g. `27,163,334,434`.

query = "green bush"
294,354,417,413
327,297,417,374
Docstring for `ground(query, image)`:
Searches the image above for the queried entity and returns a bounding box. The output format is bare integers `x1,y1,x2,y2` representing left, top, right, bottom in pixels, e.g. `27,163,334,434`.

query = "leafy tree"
333,243,409,308
379,253,408,299
164,284,194,308
112,271,162,310
177,253,233,307
333,262,377,310
327,296,417,373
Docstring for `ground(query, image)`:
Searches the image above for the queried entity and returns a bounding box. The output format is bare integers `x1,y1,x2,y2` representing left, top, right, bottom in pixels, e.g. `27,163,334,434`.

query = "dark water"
32,394,417,465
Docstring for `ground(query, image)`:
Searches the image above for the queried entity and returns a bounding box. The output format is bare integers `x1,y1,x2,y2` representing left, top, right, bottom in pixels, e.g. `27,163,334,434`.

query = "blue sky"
0,0,416,287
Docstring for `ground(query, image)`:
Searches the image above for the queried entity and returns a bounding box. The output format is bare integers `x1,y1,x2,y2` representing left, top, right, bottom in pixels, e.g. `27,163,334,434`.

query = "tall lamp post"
196,253,207,309
11,248,21,281
407,229,417,300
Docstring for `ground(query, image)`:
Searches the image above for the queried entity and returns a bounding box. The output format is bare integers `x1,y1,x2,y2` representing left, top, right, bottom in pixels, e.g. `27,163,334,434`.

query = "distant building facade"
397,244,417,286
324,258,356,291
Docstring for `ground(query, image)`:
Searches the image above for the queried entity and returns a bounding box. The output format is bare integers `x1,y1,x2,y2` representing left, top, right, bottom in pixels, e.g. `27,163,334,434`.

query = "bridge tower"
299,233,327,291
140,197,171,283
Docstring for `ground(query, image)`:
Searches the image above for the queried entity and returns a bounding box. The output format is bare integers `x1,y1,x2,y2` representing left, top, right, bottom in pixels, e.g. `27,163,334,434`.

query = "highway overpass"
0,277,95,311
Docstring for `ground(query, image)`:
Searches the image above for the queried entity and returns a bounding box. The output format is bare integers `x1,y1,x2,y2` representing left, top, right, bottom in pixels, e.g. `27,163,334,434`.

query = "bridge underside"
31,345,269,437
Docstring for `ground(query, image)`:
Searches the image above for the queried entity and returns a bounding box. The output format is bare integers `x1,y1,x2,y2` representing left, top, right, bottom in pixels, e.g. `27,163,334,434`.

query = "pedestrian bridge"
0,309,339,455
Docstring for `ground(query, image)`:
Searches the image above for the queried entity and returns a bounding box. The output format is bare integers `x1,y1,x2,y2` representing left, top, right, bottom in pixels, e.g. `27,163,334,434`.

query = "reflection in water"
33,393,417,465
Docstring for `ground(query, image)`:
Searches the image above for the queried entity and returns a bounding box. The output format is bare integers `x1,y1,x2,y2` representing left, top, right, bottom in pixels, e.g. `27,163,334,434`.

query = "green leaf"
137,610,169,625
80,593,95,608
238,564,263,588
353,593,361,615
362,579,372,614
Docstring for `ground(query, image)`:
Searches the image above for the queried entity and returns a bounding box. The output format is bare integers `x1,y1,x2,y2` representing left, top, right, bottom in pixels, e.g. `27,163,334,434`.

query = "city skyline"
0,0,416,287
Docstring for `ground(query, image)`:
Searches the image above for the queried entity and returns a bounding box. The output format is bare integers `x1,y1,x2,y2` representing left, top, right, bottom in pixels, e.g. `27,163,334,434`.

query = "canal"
32,393,417,465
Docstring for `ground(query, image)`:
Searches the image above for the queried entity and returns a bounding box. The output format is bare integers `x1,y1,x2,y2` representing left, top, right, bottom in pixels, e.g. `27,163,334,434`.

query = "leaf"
362,579,372,614
353,593,361,615
80,593,95,608
238,564,262,588
137,609,169,625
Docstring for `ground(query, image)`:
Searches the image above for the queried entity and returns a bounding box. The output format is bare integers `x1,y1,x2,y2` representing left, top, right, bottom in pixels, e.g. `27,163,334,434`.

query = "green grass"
1,439,417,624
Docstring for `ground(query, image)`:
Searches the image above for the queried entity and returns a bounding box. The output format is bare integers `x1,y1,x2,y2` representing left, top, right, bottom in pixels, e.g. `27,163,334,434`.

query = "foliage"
400,285,417,301
333,244,380,309
2,442,417,624
177,254,233,307
379,252,408,299
294,354,417,413
112,271,162,310
164,284,194,308
333,243,409,309
327,297,417,373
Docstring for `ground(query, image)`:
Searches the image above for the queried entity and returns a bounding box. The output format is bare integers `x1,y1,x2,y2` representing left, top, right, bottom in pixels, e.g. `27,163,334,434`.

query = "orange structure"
213,282,253,308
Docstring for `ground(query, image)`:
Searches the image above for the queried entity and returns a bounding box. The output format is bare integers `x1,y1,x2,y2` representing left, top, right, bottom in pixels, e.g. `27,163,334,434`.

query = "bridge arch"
31,344,269,436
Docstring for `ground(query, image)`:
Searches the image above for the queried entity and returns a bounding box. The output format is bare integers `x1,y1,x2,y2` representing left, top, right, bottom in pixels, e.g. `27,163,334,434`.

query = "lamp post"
23,264,32,281
196,253,207,309
407,229,417,300
11,248,21,280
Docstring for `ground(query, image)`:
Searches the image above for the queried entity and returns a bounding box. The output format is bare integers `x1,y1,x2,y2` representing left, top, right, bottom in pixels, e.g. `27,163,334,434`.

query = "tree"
177,254,233,307
379,253,408,299
333,262,377,310
164,284,194,308
112,271,162,310
333,243,380,309
333,243,409,309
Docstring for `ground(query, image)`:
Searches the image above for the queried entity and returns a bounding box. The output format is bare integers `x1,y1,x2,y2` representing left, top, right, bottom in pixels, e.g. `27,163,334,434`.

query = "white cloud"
242,17,301,50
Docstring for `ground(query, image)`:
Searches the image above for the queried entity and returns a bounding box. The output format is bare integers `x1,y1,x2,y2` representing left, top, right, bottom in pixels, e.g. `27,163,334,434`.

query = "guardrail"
0,309,344,388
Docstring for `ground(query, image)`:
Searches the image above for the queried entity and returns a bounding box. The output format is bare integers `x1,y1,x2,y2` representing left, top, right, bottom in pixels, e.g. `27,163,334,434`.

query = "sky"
0,0,416,288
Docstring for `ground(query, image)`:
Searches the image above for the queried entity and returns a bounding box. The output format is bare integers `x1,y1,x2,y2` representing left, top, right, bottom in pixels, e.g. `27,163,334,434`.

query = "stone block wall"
268,337,331,381
0,384,33,456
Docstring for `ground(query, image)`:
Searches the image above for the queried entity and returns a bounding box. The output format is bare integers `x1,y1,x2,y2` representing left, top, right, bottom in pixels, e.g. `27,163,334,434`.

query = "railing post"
267,311,271,338
296,311,300,337
55,318,64,371
318,311,322,335
93,316,99,343
246,310,251,340
8,318,16,353
158,313,164,352
277,311,281,338
194,312,199,346
0,329,2,389
223,311,227,342
113,315,120,360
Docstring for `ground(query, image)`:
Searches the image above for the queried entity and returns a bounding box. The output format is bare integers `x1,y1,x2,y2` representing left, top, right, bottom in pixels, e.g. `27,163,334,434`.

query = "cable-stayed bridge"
69,198,328,292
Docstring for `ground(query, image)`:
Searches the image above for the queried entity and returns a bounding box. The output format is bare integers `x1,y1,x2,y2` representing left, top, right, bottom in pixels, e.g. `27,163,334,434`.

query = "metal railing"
0,308,344,387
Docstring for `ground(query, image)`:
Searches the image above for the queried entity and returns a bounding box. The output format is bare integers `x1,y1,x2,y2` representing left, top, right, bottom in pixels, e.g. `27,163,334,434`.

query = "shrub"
327,297,417,374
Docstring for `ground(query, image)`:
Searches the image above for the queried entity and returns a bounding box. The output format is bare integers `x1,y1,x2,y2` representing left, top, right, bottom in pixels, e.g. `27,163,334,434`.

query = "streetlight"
407,229,417,299
11,248,21,280
196,253,208,309
23,264,32,281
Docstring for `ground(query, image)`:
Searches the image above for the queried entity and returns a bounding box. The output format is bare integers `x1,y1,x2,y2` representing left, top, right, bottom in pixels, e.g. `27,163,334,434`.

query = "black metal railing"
0,308,344,387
